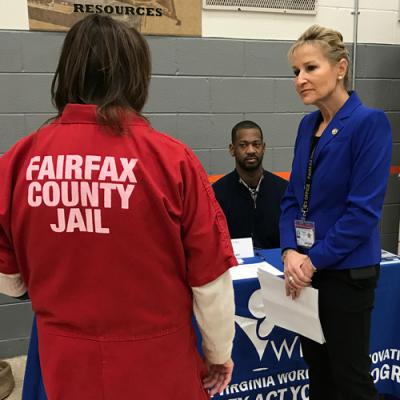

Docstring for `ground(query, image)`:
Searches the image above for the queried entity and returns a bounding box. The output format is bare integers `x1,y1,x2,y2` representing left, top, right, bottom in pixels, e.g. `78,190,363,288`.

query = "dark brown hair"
51,14,151,133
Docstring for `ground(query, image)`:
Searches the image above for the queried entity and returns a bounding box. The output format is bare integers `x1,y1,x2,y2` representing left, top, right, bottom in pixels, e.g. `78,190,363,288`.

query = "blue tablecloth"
22,249,400,399
214,249,400,399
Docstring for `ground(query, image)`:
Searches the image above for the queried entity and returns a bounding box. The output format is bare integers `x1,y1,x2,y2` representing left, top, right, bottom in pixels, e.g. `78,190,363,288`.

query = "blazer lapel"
313,92,362,164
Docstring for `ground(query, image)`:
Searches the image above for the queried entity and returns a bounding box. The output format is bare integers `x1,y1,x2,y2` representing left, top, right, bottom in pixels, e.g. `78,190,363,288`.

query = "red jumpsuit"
0,104,236,399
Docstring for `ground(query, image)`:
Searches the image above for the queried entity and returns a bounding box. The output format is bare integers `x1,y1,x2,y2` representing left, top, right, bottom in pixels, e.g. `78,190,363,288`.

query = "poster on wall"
27,0,201,36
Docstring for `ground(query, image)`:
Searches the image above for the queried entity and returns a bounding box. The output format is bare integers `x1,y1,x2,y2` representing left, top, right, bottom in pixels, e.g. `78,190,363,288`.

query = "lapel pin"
331,128,339,135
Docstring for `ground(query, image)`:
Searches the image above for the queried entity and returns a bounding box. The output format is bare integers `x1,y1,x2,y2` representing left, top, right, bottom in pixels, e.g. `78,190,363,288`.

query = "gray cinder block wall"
355,44,400,254
0,31,399,357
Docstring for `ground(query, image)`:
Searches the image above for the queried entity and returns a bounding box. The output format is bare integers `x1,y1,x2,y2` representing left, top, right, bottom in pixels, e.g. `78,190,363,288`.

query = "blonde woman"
280,25,391,399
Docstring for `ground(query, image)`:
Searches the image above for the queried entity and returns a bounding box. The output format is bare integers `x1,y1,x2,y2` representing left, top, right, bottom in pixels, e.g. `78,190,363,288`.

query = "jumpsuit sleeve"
0,149,27,297
192,270,235,364
180,147,237,287
180,147,236,363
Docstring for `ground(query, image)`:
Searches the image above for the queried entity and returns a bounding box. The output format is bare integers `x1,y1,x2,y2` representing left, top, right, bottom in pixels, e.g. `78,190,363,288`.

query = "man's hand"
203,358,234,397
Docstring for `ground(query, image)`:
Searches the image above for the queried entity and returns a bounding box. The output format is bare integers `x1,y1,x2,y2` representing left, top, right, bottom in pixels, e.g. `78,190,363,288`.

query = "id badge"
294,220,315,248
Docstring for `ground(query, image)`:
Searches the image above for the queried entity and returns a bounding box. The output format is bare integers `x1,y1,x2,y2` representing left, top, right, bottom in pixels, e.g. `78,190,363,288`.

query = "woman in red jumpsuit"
0,15,236,399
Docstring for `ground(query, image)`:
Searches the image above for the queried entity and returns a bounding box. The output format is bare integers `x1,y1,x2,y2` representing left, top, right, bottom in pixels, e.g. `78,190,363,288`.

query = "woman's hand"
300,256,317,279
203,358,234,397
285,279,302,299
283,249,313,291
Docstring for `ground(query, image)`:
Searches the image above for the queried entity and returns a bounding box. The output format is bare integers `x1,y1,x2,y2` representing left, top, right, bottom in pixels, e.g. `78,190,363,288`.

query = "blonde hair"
288,24,351,89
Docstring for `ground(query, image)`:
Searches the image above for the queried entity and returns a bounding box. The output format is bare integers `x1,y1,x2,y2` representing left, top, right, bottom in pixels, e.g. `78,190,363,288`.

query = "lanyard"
301,136,320,220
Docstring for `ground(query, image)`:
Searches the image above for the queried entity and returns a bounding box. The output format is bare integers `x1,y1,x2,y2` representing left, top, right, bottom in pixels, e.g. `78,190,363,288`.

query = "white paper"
230,261,282,281
381,249,400,265
231,237,254,258
257,266,325,344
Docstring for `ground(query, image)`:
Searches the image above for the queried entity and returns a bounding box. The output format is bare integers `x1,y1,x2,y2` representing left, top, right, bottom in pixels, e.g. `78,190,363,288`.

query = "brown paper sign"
28,0,201,36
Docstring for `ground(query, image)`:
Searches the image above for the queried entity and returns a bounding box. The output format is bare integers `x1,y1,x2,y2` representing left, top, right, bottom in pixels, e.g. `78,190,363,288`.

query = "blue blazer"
279,92,392,270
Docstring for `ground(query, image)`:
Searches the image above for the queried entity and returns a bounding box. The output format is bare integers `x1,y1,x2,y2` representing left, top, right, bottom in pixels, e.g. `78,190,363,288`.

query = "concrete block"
0,302,33,340
356,79,388,110
244,40,292,77
193,149,210,172
145,114,178,139
0,295,18,306
356,44,400,79
0,74,54,113
0,32,22,72
0,114,26,153
147,36,178,75
262,147,274,172
20,31,64,72
379,80,400,112
274,79,312,113
358,0,398,10
357,9,397,44
176,38,244,77
386,112,400,144
177,113,244,149
272,147,294,171
384,175,400,204
210,78,274,113
319,0,354,8
209,149,233,175
392,143,400,165
0,338,30,358
356,79,400,111
24,114,55,134
145,76,211,113
381,204,400,234
244,112,304,147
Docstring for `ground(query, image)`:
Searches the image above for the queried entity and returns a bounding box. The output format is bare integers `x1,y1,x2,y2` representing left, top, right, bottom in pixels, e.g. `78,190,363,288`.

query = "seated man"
213,120,287,249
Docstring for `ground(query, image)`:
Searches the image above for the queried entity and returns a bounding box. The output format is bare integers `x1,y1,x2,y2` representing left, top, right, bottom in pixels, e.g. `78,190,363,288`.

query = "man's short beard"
237,157,263,172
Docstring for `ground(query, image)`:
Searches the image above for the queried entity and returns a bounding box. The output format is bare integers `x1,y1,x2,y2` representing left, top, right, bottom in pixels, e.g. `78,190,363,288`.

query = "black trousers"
301,265,380,400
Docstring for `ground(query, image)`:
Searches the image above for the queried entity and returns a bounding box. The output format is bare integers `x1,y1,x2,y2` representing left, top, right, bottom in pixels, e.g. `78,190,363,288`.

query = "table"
216,249,400,399
22,249,400,399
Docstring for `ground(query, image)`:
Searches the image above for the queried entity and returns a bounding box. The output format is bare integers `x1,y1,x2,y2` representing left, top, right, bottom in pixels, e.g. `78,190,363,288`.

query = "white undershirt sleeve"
192,270,235,364
0,272,27,297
